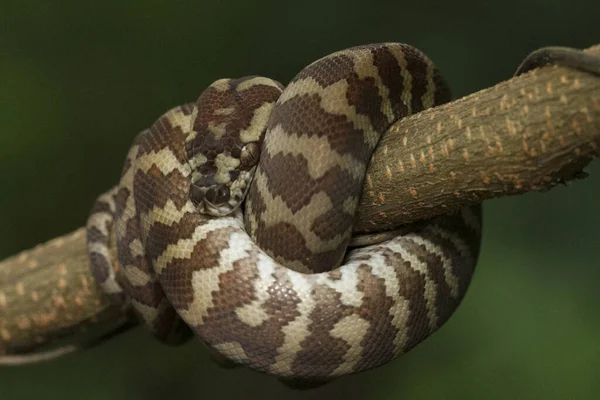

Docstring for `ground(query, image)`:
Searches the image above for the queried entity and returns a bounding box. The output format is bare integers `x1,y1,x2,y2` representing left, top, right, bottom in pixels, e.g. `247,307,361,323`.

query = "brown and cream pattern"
87,43,481,382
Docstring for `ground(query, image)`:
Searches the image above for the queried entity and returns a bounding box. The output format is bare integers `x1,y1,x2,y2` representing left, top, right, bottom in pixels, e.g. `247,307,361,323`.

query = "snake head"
185,76,283,217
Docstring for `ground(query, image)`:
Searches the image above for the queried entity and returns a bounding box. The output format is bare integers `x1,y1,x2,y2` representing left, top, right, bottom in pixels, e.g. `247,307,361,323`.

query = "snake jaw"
196,197,236,217
190,166,256,217
190,182,231,216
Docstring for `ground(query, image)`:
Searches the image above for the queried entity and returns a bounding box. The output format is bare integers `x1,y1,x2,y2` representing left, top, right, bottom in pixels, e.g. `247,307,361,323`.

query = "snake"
86,43,482,383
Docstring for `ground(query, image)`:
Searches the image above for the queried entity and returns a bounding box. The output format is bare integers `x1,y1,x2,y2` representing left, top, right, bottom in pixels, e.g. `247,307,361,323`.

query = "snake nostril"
216,185,231,203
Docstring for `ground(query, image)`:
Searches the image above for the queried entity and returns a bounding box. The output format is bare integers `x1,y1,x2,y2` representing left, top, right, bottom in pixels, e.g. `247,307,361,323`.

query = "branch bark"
356,44,600,232
1,44,599,360
0,229,130,358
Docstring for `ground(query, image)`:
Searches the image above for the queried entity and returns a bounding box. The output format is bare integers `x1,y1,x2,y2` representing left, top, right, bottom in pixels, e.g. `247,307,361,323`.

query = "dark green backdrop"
1,1,599,399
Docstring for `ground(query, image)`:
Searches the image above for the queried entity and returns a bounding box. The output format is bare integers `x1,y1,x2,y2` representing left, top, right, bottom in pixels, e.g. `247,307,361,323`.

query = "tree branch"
0,229,130,359
356,44,600,232
1,44,599,361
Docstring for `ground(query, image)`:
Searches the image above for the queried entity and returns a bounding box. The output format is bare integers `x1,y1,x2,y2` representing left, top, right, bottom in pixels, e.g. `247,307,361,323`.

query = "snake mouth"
191,183,235,217
199,198,236,217
190,169,256,217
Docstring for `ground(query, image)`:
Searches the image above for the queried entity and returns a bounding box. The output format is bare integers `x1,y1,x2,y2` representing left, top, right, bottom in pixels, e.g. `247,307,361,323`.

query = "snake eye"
240,142,260,169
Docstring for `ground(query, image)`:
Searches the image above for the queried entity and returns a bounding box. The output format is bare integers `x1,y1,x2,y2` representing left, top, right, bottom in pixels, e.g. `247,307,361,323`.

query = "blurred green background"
1,0,599,399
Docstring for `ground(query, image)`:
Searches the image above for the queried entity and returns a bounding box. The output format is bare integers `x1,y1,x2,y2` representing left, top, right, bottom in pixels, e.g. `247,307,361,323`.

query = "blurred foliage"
1,0,599,399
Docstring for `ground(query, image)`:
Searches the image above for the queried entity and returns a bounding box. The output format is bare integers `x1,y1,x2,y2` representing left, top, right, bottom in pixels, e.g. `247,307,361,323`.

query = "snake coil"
87,43,481,382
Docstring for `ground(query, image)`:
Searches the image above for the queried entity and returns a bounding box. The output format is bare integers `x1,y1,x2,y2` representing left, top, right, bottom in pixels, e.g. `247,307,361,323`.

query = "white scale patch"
422,57,437,109
425,224,474,286
184,107,199,144
384,238,440,335
207,121,227,139
213,341,249,363
264,125,366,181
214,107,235,116
179,227,253,326
188,152,208,171
234,253,276,327
88,242,110,259
406,232,460,298
252,168,352,257
135,148,191,177
210,78,231,92
153,217,240,275
330,314,371,376
214,153,240,184
128,238,145,259
349,49,396,123
96,187,117,211
280,77,380,149
89,212,113,237
123,262,152,288
315,267,363,307
348,246,411,353
87,242,122,294
239,102,277,143
394,50,414,115
147,200,196,227
131,299,159,326
269,271,316,376
236,76,282,92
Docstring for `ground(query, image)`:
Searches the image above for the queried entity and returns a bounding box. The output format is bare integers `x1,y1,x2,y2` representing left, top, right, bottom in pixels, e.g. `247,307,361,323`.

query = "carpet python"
87,43,482,382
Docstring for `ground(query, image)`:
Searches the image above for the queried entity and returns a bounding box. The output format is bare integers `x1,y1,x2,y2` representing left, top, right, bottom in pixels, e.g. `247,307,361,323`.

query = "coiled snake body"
87,43,481,382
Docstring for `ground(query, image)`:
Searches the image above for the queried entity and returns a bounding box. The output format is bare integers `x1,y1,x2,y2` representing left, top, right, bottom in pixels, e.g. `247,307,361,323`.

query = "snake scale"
86,43,481,382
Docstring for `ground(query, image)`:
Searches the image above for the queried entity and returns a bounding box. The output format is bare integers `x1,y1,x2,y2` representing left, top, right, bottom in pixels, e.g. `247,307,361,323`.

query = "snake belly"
87,43,481,381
